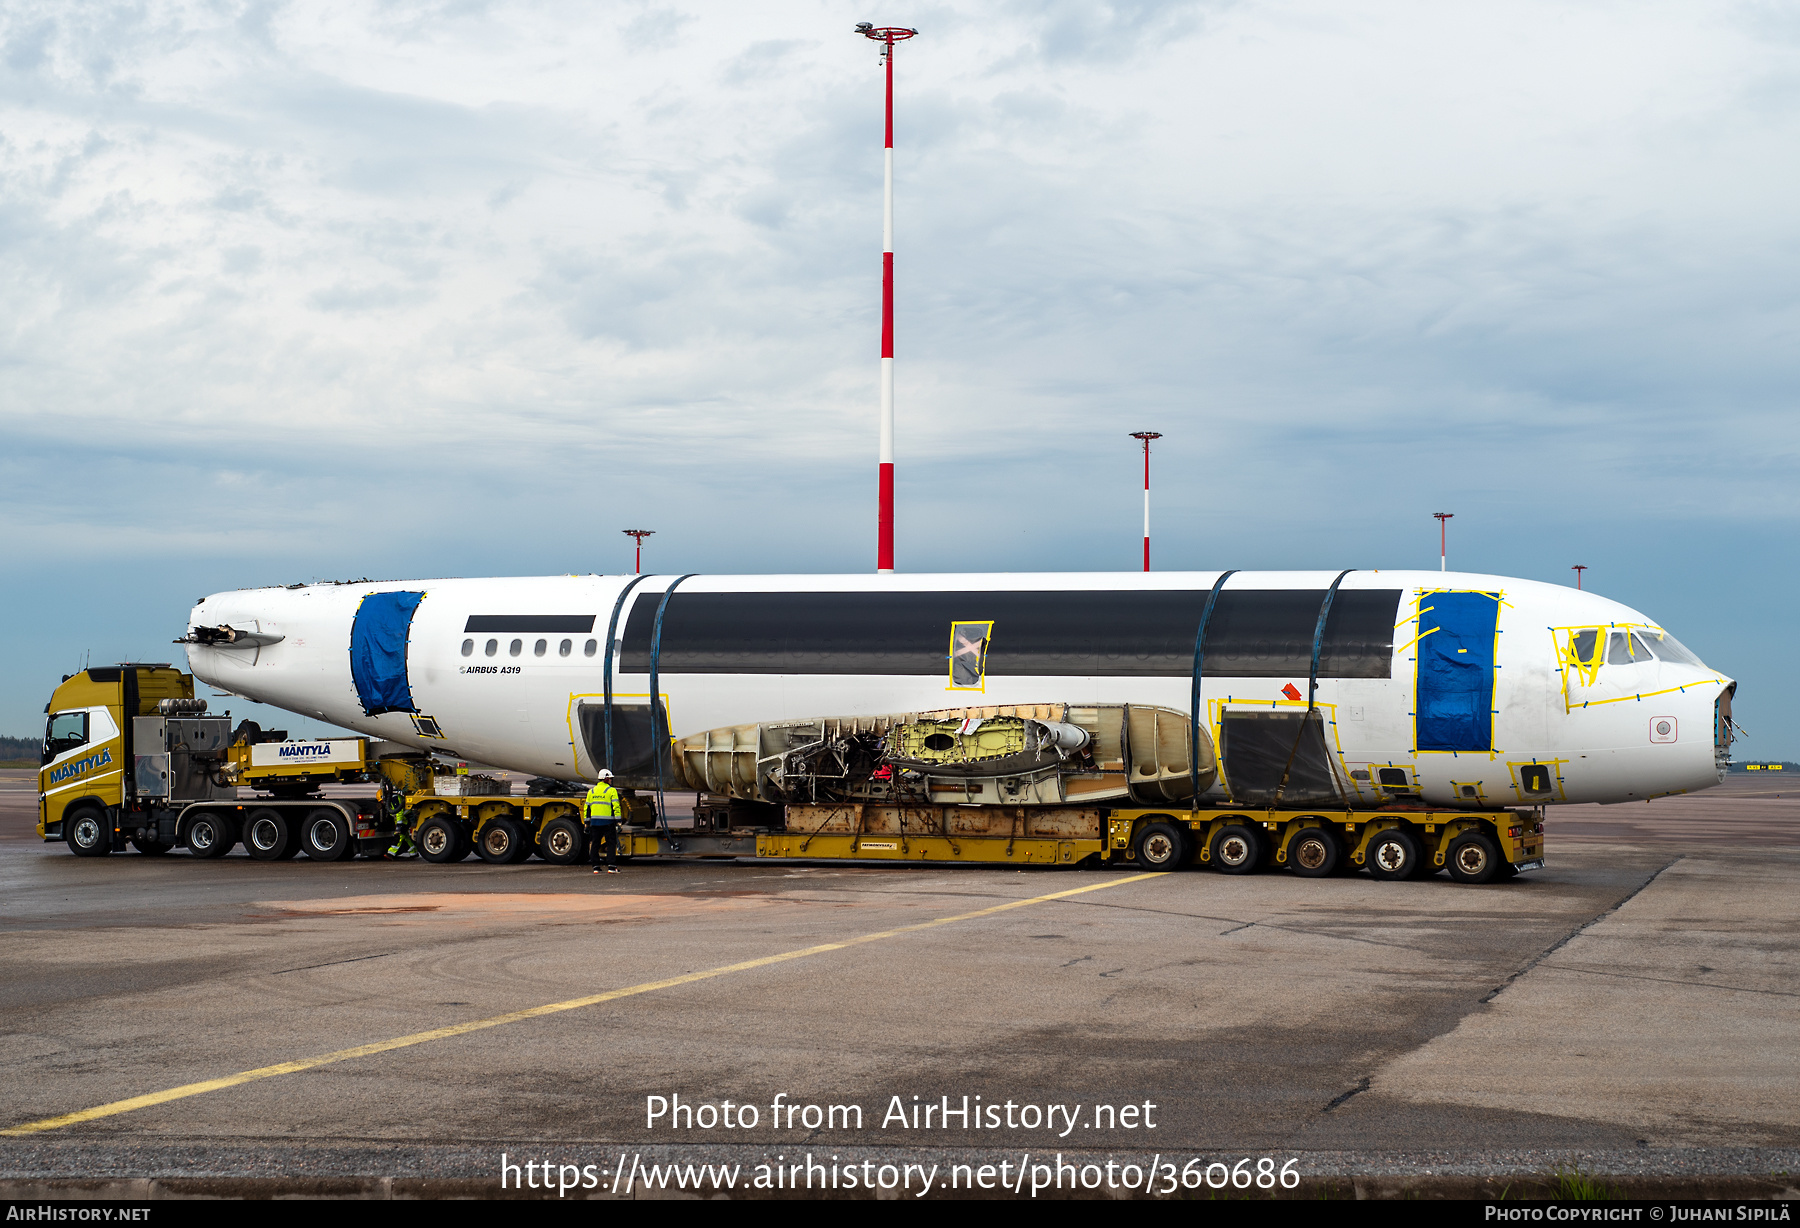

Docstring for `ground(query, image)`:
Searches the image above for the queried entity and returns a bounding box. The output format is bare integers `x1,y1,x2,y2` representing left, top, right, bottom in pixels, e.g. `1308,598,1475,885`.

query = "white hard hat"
596,769,614,780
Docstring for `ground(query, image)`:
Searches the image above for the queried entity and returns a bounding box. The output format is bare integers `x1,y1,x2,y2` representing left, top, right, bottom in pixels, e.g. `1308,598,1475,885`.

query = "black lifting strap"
1189,570,1238,804
601,573,655,773
649,574,700,836
1309,569,1356,711
1273,568,1356,806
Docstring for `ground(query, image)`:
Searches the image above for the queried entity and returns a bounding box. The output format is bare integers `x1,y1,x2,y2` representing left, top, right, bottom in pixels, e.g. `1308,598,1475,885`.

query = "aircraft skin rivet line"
0,872,1165,1137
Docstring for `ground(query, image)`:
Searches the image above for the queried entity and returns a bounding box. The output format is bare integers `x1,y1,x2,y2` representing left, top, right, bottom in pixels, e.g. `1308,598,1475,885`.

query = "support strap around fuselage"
649,574,700,834
600,573,654,775
1189,570,1238,805
1309,570,1356,713
1271,568,1356,807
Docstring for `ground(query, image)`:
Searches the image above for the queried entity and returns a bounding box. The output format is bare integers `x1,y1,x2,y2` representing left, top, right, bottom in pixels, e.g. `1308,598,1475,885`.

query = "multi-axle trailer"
38,665,1544,883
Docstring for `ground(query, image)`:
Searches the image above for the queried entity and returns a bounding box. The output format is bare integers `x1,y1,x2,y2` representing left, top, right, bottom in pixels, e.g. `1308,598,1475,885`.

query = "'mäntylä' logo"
48,747,113,785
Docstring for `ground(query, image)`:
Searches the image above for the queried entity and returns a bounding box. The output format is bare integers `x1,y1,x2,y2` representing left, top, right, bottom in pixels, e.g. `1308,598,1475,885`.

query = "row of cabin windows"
460,637,599,659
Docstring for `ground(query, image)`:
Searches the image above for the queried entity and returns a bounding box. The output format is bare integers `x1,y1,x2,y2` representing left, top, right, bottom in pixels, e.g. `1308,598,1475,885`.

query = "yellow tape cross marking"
0,872,1166,1136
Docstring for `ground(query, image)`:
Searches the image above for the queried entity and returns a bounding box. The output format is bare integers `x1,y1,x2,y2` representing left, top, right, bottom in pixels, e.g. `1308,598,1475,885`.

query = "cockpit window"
1570,629,1599,666
1639,629,1706,669
1607,631,1656,664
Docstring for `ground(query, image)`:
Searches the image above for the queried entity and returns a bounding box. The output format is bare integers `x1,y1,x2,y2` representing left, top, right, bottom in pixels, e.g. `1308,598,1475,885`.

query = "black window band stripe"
463,615,596,633
616,590,1399,678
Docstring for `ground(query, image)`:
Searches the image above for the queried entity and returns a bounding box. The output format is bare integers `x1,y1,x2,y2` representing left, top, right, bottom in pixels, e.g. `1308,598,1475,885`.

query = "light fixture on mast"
1433,512,1454,572
623,529,654,574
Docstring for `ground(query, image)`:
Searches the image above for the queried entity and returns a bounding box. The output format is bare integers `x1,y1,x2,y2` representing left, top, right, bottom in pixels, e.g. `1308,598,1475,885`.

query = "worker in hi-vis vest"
583,769,623,874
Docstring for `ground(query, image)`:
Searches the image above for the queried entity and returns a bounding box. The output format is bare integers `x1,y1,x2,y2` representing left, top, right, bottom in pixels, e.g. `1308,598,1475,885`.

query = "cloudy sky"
2,0,1796,753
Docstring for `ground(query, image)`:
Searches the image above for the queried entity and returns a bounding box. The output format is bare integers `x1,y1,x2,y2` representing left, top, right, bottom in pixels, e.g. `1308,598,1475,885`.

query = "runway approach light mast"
856,21,917,574
1434,512,1453,572
1130,432,1161,571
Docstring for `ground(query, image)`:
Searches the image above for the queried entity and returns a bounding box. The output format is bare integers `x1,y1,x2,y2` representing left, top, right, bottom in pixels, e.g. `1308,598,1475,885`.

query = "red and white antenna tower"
1434,512,1454,572
857,22,917,574
1130,432,1161,571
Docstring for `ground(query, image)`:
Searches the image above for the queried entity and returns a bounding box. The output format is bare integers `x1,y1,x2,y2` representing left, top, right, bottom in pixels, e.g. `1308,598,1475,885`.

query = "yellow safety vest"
584,780,622,822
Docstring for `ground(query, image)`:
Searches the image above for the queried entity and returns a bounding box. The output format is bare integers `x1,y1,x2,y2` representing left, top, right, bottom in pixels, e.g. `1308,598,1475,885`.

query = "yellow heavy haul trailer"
38,667,1544,881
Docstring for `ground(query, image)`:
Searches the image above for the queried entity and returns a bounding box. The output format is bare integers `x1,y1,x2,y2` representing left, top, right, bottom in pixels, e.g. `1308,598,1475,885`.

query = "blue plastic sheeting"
350,591,424,717
1415,591,1499,752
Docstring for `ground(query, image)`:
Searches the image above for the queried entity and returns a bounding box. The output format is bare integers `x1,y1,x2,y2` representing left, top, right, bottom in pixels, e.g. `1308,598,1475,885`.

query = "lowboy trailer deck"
39,665,1543,882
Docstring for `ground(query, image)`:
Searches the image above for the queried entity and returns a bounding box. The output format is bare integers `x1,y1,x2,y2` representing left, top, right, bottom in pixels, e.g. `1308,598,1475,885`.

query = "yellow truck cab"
39,664,195,854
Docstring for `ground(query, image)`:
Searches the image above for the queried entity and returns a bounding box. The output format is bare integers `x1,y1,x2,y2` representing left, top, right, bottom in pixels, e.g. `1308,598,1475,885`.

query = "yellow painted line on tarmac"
1,872,1166,1136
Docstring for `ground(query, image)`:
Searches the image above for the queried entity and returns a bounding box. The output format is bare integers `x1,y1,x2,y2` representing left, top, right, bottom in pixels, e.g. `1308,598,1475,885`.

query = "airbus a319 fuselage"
183,569,1734,811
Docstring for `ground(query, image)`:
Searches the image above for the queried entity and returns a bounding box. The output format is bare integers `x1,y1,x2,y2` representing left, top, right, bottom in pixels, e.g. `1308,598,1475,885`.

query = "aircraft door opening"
350,591,425,717
1415,590,1500,753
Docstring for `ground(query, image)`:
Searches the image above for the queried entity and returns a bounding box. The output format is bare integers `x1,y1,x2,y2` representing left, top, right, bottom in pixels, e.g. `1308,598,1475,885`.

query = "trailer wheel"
64,806,111,857
1288,827,1340,878
183,811,236,859
1366,829,1422,881
1445,831,1501,884
244,809,298,861
538,817,587,866
301,809,355,861
1209,824,1261,875
417,816,467,863
1133,821,1188,870
476,817,531,865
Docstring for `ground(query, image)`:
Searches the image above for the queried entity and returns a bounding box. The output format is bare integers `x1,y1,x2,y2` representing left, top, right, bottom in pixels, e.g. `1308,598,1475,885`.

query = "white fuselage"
185,570,1733,809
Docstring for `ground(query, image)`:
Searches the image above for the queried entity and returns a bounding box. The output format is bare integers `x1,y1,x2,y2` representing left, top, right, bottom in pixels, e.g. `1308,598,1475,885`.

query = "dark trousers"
587,821,619,866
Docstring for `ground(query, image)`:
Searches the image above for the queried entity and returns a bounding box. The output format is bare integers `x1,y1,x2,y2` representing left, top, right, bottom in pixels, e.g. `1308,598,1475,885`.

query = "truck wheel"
1133,821,1188,869
64,807,111,857
244,809,298,861
476,817,530,865
1445,831,1501,884
1366,829,1423,881
417,816,467,863
538,817,587,866
1288,827,1340,878
301,809,355,861
1208,824,1261,875
130,836,173,856
184,811,236,859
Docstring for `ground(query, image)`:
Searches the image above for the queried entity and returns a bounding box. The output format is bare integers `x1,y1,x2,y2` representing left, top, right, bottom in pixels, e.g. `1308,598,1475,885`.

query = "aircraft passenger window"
461,639,473,657
1520,765,1551,794
533,639,547,657
509,639,522,657
485,639,498,657
45,711,88,758
559,639,571,657
583,639,597,657
1378,767,1409,787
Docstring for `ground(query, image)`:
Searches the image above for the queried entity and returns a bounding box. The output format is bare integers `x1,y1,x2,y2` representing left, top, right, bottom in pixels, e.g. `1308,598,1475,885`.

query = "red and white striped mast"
1131,431,1161,571
858,22,916,574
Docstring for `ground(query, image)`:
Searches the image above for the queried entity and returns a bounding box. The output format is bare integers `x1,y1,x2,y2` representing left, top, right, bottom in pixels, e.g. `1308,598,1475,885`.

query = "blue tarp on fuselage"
1415,590,1499,752
350,591,424,716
